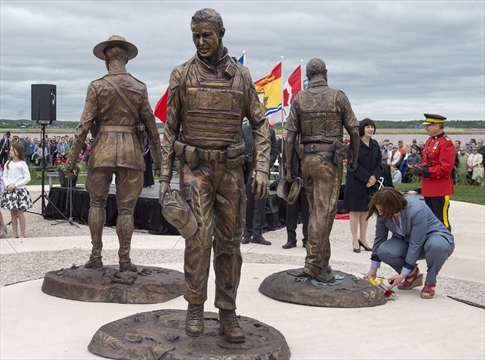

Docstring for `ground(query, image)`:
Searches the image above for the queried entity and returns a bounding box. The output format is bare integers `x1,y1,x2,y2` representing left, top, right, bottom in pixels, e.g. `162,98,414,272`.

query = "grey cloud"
1,1,483,121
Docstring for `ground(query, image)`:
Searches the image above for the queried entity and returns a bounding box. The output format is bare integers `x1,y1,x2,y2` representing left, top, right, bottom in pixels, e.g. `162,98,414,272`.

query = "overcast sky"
1,1,484,122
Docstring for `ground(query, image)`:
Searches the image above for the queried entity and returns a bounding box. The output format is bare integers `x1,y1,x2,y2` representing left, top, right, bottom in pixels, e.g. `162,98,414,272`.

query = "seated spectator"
457,147,468,172
380,145,388,165
387,143,401,167
468,147,484,185
404,145,421,182
365,187,454,299
56,136,69,160
478,139,485,165
390,164,402,184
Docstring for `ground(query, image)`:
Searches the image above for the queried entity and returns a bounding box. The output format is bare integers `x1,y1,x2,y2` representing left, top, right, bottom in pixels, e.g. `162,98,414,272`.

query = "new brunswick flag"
254,62,282,125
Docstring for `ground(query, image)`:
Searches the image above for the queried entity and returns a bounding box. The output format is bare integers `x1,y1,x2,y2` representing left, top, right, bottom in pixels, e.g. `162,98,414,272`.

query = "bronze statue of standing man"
158,8,271,343
66,35,162,272
285,58,359,283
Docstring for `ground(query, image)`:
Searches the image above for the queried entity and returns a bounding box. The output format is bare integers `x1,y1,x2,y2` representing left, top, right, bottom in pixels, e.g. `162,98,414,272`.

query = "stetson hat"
93,35,138,61
276,176,302,205
161,190,197,239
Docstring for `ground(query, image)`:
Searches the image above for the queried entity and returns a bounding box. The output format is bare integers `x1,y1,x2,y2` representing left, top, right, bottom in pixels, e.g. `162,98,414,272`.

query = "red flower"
384,290,392,298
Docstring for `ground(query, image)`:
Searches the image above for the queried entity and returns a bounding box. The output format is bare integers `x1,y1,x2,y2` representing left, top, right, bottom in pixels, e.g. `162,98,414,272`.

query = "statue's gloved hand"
154,168,161,177
252,171,269,200
348,158,358,172
411,166,424,177
159,181,171,206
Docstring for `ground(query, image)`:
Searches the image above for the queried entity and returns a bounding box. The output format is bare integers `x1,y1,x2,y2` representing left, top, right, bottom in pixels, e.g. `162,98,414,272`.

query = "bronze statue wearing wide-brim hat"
93,35,138,61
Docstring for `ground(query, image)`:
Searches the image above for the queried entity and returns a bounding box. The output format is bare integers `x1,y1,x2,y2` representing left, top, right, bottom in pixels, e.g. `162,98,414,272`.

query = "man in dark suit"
280,130,310,249
0,132,11,165
242,124,277,245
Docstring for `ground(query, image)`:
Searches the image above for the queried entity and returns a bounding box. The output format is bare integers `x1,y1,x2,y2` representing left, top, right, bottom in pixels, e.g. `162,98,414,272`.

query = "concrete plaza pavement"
1,192,484,359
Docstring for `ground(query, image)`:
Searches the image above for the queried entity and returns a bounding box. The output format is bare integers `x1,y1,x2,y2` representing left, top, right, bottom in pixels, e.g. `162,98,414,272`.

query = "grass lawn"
394,183,485,206
30,170,485,206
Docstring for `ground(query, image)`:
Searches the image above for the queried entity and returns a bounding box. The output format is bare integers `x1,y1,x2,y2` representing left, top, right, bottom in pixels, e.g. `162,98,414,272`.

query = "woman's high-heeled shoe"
398,267,423,290
353,241,361,253
358,240,372,251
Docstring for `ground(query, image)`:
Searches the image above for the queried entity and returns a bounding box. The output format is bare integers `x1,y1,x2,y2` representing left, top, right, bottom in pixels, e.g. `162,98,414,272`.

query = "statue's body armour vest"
298,87,344,144
181,60,245,149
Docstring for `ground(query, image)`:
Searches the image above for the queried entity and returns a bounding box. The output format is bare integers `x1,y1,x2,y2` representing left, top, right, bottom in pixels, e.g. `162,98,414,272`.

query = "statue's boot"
85,207,105,269
185,303,204,337
303,263,335,283
219,309,245,343
116,214,137,272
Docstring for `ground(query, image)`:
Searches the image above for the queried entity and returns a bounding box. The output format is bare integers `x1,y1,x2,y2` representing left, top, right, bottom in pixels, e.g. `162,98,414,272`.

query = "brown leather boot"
119,261,137,272
84,257,103,269
185,303,204,337
87,207,105,270
117,214,137,272
303,264,335,283
219,309,245,343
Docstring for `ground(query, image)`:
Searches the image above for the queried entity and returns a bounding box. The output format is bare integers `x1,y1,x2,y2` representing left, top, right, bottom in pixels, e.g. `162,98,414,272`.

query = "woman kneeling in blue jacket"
365,187,454,299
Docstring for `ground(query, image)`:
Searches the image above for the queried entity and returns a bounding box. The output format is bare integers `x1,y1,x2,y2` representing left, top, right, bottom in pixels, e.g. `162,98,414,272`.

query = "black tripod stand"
29,123,77,227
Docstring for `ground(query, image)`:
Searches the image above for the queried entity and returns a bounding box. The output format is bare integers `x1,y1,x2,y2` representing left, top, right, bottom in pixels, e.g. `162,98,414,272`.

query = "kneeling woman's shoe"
421,283,436,299
397,267,423,290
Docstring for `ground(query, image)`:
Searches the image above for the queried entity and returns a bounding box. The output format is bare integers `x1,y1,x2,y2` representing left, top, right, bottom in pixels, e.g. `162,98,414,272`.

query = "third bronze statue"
158,9,271,343
66,35,162,272
285,58,359,282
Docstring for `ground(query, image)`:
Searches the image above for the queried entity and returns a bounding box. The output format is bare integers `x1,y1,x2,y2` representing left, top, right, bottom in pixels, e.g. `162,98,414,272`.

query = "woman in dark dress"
343,118,382,253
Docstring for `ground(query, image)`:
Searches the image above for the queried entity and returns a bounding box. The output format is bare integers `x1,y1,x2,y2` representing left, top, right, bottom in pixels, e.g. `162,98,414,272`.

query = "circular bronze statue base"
88,309,291,360
42,265,185,304
259,268,386,308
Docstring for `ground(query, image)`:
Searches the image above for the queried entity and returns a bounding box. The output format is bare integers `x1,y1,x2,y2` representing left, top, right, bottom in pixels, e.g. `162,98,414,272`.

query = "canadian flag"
154,87,169,123
282,65,302,118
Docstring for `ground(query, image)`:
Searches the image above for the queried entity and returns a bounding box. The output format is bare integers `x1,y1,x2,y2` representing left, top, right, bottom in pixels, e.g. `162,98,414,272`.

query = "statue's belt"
174,140,244,164
303,143,335,153
198,148,228,163
98,126,136,133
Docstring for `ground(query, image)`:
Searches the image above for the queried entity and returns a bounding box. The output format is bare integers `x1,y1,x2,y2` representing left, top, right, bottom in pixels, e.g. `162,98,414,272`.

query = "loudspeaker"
31,84,56,123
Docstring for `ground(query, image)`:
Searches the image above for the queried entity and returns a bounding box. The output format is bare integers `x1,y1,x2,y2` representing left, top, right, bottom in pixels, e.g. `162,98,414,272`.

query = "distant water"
372,133,484,146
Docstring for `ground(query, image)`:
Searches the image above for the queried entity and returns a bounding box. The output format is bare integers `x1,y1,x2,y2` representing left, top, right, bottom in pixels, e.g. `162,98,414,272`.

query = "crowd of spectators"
0,134,94,167
377,137,484,186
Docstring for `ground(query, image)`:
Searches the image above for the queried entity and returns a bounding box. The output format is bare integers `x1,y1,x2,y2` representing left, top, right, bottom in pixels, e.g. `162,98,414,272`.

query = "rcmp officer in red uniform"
411,114,454,230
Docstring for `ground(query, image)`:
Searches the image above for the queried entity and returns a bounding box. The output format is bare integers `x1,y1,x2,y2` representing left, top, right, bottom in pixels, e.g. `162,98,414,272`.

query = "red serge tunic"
420,132,455,197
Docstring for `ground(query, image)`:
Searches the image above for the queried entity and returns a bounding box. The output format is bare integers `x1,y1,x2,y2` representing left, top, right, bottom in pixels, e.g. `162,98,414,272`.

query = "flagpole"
300,59,304,90
280,55,285,178
242,50,245,65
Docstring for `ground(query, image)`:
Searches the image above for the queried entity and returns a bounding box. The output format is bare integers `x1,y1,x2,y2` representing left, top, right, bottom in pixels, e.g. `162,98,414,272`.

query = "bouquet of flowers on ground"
365,276,396,300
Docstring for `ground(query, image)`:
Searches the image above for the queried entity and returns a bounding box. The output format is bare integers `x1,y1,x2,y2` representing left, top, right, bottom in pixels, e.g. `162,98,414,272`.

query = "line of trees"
0,119,483,130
